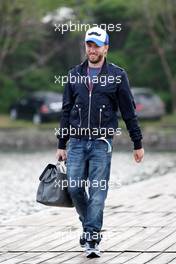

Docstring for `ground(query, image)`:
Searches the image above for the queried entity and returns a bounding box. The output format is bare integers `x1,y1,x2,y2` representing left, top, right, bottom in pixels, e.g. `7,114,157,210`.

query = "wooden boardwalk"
1,171,176,263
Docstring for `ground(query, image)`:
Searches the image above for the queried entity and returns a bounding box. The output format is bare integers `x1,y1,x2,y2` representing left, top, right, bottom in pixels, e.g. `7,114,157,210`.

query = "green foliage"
0,0,175,113
107,51,129,70
158,90,172,113
0,75,21,112
19,68,63,93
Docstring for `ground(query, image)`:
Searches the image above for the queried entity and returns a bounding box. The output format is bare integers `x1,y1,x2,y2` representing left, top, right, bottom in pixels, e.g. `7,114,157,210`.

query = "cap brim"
85,38,105,47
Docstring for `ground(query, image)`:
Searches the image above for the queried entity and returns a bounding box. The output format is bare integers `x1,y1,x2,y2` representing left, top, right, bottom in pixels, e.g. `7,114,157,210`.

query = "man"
56,26,144,258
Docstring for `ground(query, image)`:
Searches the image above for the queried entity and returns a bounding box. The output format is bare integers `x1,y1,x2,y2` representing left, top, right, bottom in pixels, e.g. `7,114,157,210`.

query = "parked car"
131,88,165,120
10,88,165,124
9,91,63,124
117,87,165,120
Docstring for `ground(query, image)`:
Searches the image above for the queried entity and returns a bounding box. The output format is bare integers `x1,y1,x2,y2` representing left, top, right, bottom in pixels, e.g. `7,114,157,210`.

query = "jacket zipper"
88,91,92,139
77,71,92,139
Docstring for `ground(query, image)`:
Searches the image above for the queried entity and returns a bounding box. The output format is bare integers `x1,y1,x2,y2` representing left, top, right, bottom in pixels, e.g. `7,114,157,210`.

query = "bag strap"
56,160,67,174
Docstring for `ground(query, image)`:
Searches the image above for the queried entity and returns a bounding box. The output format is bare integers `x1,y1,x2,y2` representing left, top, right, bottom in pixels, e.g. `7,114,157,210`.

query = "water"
0,150,176,223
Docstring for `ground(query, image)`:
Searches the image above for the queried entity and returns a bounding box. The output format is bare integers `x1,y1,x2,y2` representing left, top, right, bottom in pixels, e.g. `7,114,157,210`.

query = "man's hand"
56,149,67,161
133,148,144,163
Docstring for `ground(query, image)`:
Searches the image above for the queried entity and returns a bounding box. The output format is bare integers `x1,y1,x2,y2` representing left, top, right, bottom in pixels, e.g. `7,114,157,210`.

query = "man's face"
85,41,109,64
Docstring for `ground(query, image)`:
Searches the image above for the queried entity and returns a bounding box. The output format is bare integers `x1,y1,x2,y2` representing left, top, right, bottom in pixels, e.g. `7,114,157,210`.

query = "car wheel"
32,114,42,124
10,109,18,120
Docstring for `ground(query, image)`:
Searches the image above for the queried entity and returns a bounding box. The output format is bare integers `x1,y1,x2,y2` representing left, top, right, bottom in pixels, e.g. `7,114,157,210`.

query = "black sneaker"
85,240,101,258
79,235,86,248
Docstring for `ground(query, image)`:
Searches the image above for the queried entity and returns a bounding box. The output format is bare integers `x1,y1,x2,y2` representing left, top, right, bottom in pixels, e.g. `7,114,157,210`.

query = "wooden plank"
149,229,176,251
127,227,176,251
102,227,144,251
0,253,25,263
106,252,152,264
0,171,176,263
0,226,49,248
34,252,83,264
1,252,61,264
146,253,176,264
109,227,159,251
63,252,122,264
0,226,57,250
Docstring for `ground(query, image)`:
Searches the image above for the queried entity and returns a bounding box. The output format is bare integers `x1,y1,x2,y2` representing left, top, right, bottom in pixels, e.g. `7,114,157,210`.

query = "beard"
87,53,104,64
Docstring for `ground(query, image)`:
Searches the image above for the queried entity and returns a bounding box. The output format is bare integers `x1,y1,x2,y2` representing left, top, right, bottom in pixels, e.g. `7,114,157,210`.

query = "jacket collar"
78,58,109,76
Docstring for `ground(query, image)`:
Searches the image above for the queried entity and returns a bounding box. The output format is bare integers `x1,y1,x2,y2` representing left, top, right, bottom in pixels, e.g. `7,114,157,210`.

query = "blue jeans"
66,137,113,243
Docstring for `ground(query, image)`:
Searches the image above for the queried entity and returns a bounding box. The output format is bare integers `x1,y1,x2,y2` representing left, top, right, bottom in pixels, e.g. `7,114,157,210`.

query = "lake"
0,150,176,223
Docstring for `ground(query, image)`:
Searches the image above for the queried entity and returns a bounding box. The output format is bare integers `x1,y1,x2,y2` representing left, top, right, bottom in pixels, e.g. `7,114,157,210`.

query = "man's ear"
104,45,109,56
105,45,109,53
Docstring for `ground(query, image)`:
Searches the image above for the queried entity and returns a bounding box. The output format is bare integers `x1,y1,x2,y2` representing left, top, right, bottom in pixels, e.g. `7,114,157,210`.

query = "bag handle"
56,160,67,174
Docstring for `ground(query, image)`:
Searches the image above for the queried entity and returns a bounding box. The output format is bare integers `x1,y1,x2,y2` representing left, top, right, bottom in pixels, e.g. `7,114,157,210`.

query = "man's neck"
88,57,105,68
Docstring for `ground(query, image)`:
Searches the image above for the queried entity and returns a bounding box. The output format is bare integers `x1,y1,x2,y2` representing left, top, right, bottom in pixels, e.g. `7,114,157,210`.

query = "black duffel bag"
36,161,74,207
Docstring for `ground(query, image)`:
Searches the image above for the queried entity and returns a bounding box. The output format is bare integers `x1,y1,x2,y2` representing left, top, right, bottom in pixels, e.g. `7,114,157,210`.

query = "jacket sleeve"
57,74,74,149
117,70,143,150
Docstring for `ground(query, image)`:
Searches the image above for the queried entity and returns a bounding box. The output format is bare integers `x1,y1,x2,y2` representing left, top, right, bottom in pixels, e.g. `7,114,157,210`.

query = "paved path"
0,172,176,263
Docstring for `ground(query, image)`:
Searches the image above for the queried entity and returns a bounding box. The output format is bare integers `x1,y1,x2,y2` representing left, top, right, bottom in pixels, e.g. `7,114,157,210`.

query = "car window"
20,97,30,104
45,96,63,103
135,93,153,98
134,93,154,103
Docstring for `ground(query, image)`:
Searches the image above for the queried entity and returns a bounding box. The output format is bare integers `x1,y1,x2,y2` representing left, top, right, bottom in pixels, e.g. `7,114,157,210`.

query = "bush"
0,75,22,113
157,90,172,113
19,68,63,93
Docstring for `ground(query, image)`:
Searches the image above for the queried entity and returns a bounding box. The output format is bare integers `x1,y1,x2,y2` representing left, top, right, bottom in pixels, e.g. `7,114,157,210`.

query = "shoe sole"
86,251,101,258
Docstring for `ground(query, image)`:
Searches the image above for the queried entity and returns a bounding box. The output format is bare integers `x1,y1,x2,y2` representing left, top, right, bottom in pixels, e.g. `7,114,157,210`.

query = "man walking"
56,26,144,258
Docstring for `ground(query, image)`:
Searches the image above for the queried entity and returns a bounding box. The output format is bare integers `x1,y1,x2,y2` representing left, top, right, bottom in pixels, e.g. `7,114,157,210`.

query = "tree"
123,0,176,112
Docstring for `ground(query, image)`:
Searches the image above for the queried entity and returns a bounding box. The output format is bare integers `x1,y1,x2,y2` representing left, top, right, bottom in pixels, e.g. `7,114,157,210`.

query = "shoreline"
0,127,176,151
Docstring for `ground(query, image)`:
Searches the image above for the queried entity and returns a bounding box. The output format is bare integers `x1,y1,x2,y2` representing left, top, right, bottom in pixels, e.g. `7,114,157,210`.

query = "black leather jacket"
57,59,143,150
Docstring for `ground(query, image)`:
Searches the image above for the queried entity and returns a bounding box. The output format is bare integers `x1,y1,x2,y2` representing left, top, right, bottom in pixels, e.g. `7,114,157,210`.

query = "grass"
139,113,176,130
0,113,175,130
0,114,59,129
